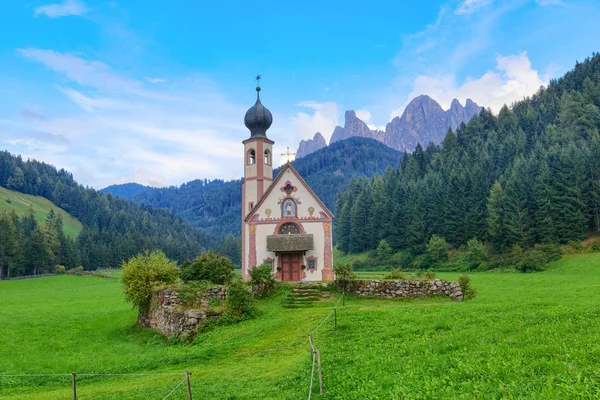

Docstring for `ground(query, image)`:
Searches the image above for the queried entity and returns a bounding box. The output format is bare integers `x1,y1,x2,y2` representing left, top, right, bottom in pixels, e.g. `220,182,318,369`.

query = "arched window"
264,150,271,165
282,198,297,217
279,223,300,235
248,149,256,165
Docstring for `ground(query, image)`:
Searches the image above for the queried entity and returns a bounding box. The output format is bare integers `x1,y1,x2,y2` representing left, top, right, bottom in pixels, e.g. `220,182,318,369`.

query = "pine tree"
0,213,20,279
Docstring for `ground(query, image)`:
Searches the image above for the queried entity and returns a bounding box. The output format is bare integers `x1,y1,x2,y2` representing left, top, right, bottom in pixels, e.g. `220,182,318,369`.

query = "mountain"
0,151,218,274
102,137,402,237
335,53,600,255
296,96,482,159
296,132,327,159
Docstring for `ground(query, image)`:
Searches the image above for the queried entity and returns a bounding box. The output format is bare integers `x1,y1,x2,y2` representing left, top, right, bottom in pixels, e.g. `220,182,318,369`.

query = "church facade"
241,84,334,281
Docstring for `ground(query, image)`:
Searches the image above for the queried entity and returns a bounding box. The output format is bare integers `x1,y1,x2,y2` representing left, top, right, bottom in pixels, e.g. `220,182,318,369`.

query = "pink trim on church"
321,222,334,280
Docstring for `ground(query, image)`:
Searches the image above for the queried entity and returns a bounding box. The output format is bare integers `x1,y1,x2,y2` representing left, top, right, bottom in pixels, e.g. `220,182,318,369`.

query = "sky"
0,0,598,189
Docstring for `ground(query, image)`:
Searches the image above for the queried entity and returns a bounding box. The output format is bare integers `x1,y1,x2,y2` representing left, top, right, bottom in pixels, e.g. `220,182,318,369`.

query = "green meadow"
0,186,83,239
1,253,600,399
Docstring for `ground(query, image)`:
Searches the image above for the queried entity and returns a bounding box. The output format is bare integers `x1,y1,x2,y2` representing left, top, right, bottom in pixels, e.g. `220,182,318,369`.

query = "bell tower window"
248,149,256,165
264,150,271,165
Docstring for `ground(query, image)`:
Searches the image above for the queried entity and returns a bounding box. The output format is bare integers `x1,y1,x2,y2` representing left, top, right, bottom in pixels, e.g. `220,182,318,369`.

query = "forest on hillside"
103,137,402,237
0,153,219,275
335,54,600,259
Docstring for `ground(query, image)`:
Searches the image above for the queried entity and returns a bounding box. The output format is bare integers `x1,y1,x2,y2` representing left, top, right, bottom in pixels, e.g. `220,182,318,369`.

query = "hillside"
0,151,219,275
102,137,402,237
1,253,599,398
0,186,82,239
336,53,600,254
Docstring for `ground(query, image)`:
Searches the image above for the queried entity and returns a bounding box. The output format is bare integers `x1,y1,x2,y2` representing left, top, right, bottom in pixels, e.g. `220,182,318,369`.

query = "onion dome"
244,85,273,139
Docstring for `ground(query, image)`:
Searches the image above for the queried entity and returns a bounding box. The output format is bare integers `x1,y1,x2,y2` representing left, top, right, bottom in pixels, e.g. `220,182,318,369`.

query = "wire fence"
306,291,346,399
0,273,55,281
0,371,194,399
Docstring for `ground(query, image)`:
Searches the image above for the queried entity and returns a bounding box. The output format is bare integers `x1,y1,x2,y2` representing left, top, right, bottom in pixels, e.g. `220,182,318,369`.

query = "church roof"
244,162,335,222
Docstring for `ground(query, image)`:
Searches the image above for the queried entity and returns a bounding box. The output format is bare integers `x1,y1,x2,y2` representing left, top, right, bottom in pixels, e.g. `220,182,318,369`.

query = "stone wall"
141,286,227,340
348,279,463,301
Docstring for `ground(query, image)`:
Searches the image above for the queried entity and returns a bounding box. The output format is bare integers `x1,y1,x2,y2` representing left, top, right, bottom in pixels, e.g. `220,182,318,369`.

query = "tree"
487,181,509,251
376,239,393,265
426,235,450,263
120,250,179,324
0,213,19,279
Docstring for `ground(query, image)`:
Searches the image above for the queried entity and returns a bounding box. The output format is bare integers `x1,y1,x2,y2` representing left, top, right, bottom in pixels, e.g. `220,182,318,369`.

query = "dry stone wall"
348,279,463,301
141,287,227,340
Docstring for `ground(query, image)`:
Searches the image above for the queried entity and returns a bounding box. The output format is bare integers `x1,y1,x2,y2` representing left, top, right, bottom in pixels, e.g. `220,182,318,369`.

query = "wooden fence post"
185,371,193,400
334,308,337,330
342,291,345,306
308,334,314,361
316,349,324,395
71,372,76,400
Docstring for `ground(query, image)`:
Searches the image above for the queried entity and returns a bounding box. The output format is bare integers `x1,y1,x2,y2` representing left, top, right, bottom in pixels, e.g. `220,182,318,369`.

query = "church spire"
244,74,273,139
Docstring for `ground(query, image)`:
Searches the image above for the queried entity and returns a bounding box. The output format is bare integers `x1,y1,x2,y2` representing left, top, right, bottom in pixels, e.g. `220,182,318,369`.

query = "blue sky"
0,0,598,188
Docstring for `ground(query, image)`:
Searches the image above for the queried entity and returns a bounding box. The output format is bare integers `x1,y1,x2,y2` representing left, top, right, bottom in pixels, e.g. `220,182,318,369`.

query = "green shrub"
517,249,547,272
383,268,406,280
223,277,256,321
66,266,83,275
426,235,451,263
249,263,277,297
415,269,436,280
567,240,582,252
177,281,213,308
591,241,600,253
465,238,487,270
393,251,415,269
120,250,179,324
458,275,477,300
54,265,66,274
413,253,434,270
180,250,235,285
333,263,356,291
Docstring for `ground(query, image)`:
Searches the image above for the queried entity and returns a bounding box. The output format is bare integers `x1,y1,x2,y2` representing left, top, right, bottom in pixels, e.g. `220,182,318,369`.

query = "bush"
121,250,179,324
333,263,356,291
180,251,235,285
567,240,582,252
591,241,600,253
54,265,66,274
426,235,450,263
383,268,406,280
66,266,84,275
465,238,487,270
517,249,547,272
458,275,477,300
392,251,415,269
415,269,436,280
223,277,256,321
249,263,277,297
413,253,434,270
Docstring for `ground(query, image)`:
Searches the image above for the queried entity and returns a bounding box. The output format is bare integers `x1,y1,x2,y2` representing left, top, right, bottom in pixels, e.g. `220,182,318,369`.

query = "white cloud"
391,52,546,117
456,0,494,15
290,102,339,144
355,109,372,122
535,0,564,6
18,48,139,91
34,0,88,18
146,77,167,84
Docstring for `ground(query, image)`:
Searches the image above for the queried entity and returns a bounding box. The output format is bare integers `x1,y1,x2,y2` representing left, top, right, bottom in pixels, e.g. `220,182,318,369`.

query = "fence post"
71,372,76,400
334,308,337,330
342,291,345,306
185,371,193,400
316,349,324,395
308,333,314,361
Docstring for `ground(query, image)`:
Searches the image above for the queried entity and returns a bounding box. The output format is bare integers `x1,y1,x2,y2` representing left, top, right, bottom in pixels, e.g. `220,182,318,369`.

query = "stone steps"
283,285,323,308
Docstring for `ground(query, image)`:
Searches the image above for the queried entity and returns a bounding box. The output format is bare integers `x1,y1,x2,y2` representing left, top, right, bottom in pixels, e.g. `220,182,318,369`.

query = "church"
241,81,335,281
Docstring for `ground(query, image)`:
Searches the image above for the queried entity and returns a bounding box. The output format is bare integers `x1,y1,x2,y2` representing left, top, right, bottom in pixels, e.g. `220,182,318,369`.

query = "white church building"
241,82,334,281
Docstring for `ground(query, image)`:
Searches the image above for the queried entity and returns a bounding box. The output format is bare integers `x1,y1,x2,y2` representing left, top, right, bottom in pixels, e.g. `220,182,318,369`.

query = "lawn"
0,186,83,239
1,254,600,399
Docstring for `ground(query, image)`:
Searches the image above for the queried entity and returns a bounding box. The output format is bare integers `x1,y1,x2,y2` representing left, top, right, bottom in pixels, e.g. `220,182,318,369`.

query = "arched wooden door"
280,252,302,281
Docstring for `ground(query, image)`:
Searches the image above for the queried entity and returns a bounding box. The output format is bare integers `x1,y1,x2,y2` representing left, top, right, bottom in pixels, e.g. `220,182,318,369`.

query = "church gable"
245,164,334,223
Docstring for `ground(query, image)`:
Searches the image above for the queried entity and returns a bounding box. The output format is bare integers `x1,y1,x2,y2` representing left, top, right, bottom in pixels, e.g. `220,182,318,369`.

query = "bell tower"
242,76,274,276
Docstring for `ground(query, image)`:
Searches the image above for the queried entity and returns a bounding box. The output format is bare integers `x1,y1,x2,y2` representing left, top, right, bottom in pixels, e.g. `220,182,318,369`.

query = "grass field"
0,186,83,239
1,254,600,399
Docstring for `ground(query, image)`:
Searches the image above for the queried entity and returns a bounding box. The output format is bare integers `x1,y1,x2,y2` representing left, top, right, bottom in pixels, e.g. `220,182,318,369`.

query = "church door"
280,252,302,281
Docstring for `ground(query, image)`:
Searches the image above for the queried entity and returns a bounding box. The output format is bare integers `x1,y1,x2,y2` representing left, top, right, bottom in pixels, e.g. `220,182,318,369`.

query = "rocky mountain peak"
296,132,327,159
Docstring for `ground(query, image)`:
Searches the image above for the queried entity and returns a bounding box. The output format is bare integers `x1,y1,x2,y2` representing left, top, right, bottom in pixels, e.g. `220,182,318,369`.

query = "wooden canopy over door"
279,252,302,281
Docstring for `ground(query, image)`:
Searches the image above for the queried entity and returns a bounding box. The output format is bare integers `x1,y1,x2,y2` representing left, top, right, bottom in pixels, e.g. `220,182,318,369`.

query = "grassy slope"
0,186,83,239
1,254,600,399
